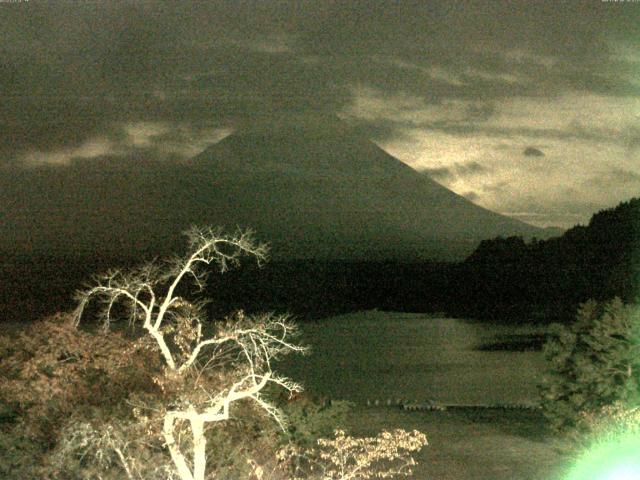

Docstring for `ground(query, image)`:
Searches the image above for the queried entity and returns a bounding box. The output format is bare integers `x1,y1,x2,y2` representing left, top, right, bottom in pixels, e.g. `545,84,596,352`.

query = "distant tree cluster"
2,197,640,326
455,197,640,323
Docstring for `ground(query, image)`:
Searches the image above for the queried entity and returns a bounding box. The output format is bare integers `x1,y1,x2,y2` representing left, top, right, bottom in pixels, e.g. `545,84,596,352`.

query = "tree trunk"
191,417,207,480
163,414,195,480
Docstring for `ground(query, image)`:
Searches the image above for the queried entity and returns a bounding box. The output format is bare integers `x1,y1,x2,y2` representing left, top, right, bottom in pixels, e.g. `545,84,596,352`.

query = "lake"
277,311,548,406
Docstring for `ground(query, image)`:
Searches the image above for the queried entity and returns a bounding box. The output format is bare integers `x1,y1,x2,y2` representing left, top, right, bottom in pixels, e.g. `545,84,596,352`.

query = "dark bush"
540,298,640,433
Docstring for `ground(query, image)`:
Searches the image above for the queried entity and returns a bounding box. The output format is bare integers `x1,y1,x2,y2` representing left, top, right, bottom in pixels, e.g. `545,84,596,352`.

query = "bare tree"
73,226,307,480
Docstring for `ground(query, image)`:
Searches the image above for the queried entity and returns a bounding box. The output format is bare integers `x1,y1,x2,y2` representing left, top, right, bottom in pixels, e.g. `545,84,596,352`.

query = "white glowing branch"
73,227,268,371
73,227,306,480
161,314,307,480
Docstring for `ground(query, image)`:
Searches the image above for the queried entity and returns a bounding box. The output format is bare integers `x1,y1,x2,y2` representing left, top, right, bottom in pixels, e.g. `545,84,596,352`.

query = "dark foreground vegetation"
1,229,429,479
2,197,639,326
456,197,640,323
1,193,640,477
2,299,639,478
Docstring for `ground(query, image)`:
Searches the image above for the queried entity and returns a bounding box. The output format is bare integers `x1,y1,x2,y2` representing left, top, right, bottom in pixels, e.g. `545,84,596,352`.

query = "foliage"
0,313,160,478
48,415,165,480
456,197,640,323
1,228,307,480
47,399,290,480
574,402,640,448
1,226,431,480
0,313,153,434
278,428,428,480
562,402,640,479
0,425,43,479
539,298,640,433
70,227,306,480
279,392,354,448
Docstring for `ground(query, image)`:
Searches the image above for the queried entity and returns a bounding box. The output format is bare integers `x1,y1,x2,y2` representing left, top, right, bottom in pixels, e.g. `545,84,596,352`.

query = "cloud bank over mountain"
0,116,545,260
2,0,639,228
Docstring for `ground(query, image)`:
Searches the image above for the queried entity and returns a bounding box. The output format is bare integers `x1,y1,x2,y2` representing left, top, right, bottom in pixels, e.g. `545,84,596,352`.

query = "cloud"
456,161,490,176
423,161,489,183
1,0,638,166
375,118,640,229
523,147,545,157
624,126,640,151
423,166,453,182
0,0,637,235
495,193,614,228
19,138,115,167
0,2,352,163
584,167,640,188
498,211,587,228
462,191,479,202
345,88,640,153
18,121,232,166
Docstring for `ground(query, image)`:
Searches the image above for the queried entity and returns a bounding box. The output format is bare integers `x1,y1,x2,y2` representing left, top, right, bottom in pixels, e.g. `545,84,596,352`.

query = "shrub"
0,313,160,478
48,399,289,480
1,228,306,480
70,227,306,480
279,392,354,448
1,226,429,480
278,428,428,480
540,298,640,433
563,402,640,479
575,402,640,447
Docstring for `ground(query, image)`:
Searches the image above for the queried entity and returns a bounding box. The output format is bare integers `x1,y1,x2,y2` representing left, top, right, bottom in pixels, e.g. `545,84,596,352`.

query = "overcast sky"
2,0,639,228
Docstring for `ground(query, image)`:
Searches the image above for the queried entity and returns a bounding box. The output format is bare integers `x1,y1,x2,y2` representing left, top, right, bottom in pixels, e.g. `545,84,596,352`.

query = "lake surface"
277,311,548,405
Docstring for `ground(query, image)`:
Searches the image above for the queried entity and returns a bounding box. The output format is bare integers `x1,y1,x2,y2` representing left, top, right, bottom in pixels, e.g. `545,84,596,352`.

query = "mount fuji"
2,115,547,261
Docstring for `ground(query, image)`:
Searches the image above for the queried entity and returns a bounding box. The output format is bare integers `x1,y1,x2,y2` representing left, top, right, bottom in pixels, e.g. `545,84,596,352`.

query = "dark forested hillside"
2,199,638,326
0,253,456,323
452,198,640,323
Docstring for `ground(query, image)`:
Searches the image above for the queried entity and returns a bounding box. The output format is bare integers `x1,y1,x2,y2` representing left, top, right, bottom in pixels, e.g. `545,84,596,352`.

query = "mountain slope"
187,118,543,259
2,117,544,261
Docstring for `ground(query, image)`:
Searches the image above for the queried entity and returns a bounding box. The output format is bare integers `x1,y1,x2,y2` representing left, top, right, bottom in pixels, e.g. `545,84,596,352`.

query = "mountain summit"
189,115,543,260
2,115,545,260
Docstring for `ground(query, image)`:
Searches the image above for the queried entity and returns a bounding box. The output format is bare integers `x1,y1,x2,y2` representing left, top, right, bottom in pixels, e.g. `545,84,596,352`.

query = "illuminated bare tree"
73,226,307,480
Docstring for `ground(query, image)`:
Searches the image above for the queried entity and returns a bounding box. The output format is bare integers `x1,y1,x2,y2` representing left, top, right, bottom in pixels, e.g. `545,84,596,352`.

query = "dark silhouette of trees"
540,298,640,433
2,198,639,326
455,198,640,323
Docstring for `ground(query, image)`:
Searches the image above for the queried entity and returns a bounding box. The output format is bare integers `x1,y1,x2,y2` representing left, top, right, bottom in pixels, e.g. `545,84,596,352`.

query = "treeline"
196,196,640,323
206,260,456,319
2,198,638,325
452,197,640,323
0,254,457,323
